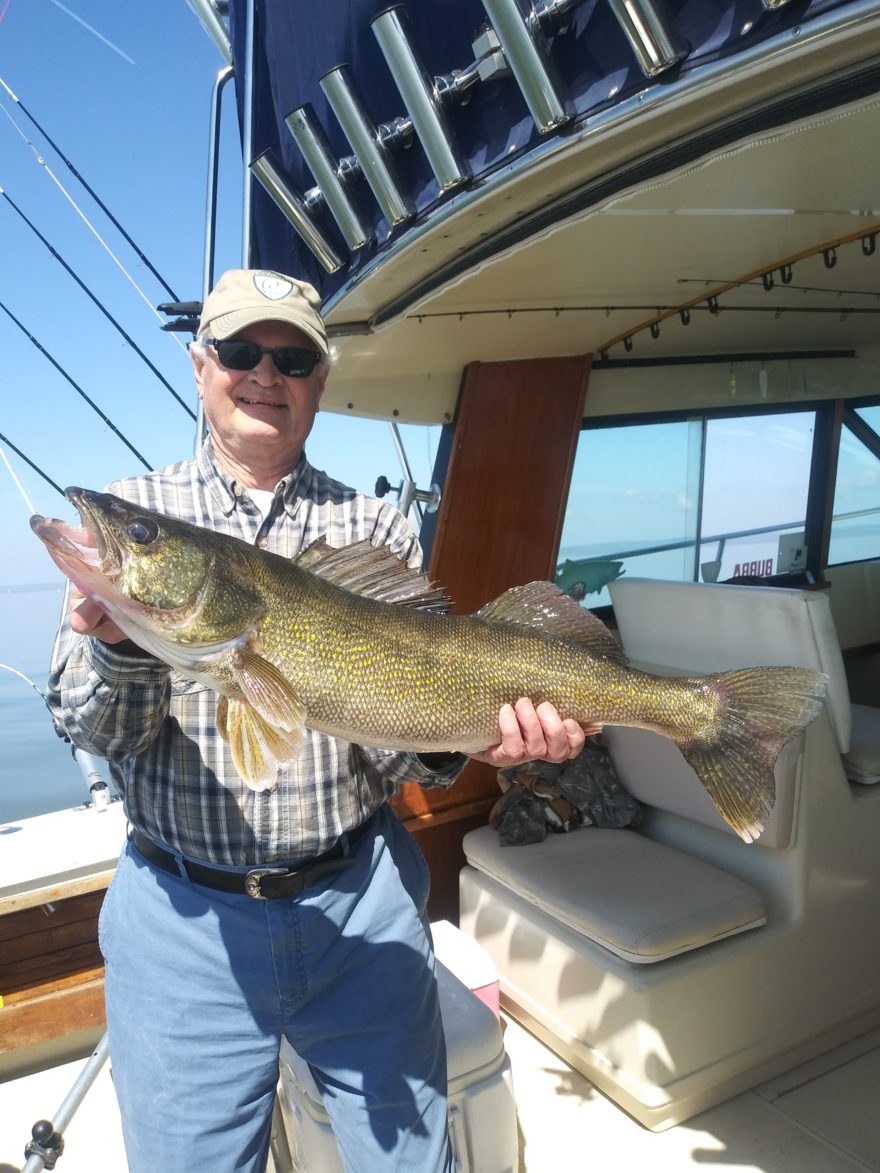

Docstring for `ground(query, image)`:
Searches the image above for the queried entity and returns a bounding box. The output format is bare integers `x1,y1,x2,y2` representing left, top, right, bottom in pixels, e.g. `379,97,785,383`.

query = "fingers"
470,699,601,768
68,591,127,644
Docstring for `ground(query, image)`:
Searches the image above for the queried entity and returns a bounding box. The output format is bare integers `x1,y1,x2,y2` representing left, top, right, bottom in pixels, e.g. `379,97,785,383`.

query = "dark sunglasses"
205,338,323,378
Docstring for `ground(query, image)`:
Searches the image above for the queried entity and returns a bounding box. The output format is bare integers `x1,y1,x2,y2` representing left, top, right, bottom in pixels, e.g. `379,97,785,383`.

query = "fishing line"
0,299,153,471
0,74,178,299
0,95,190,356
0,189,197,421
0,432,65,499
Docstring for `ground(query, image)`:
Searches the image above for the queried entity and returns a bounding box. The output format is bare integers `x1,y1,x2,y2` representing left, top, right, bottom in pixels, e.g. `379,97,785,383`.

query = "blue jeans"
99,805,452,1173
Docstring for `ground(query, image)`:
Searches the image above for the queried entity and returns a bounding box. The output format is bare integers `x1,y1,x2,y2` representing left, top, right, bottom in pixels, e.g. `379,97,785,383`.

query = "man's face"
193,320,327,465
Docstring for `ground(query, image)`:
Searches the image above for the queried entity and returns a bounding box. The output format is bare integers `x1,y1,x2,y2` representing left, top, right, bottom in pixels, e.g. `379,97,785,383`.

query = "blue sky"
0,1,438,586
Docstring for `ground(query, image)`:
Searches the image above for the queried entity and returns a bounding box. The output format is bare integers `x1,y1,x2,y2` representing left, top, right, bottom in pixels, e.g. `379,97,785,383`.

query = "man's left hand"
469,698,601,768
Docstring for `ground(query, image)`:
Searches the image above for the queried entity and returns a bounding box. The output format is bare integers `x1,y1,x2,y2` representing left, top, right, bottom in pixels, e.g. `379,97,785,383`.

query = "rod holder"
285,107,371,250
249,151,342,274
371,7,470,191
479,0,569,132
320,65,415,225
605,0,689,77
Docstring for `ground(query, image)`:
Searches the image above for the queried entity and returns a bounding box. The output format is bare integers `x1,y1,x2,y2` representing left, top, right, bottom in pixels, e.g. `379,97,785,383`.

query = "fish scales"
31,489,828,843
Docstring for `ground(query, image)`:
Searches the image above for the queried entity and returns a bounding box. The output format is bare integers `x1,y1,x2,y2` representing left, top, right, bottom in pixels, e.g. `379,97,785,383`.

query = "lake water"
0,585,95,825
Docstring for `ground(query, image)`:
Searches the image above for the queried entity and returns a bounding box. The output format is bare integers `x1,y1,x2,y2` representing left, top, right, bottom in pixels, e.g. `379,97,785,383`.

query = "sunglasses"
205,338,323,378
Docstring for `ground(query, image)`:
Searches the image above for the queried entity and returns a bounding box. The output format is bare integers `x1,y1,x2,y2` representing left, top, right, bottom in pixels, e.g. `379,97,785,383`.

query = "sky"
0,1,439,587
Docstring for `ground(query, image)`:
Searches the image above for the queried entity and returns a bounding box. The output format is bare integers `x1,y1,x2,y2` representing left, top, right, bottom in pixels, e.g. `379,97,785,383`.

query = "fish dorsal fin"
477,582,627,663
296,537,452,612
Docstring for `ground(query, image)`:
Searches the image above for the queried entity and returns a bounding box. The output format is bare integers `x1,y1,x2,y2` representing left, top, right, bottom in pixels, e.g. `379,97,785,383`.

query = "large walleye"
33,489,827,843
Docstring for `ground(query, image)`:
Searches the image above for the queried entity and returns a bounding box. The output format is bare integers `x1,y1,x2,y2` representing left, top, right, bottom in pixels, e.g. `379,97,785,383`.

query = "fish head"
31,488,264,654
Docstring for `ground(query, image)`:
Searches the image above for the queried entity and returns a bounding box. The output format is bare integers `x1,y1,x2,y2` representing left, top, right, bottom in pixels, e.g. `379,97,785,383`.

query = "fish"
31,488,828,843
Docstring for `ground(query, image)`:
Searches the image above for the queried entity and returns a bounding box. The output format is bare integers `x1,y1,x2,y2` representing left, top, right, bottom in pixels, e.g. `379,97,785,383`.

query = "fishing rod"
0,299,153,471
0,75,180,302
1,188,197,421
0,94,190,355
0,433,65,499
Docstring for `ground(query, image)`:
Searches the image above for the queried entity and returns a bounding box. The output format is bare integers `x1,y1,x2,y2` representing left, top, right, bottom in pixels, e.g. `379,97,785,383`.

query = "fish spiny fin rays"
675,666,828,842
477,582,627,664
220,649,308,790
295,538,452,612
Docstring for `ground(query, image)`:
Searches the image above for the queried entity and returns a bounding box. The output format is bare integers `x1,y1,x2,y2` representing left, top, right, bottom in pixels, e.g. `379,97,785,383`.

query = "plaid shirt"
46,441,463,865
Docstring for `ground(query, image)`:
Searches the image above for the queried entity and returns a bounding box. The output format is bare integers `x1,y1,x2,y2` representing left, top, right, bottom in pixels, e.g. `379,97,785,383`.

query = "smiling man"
46,268,588,1173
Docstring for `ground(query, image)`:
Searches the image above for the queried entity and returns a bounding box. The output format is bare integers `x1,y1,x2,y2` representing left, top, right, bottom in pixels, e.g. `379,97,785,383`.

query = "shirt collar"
198,437,313,517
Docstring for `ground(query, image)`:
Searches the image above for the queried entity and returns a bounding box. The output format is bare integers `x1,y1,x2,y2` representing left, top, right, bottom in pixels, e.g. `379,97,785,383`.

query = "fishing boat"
2,0,879,1167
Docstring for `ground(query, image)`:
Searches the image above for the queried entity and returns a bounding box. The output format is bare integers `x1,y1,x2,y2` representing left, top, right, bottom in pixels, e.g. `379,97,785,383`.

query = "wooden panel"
395,355,591,917
1,977,106,1054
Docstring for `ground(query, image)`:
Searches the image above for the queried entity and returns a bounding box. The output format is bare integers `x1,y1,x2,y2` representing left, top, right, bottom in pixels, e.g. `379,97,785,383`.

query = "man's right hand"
69,589,128,644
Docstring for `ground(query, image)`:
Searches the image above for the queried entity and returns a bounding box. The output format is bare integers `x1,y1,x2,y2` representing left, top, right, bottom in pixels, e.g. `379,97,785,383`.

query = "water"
0,584,93,824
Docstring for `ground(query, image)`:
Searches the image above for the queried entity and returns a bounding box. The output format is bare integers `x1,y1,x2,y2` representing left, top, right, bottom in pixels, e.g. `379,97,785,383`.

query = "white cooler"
277,957,518,1172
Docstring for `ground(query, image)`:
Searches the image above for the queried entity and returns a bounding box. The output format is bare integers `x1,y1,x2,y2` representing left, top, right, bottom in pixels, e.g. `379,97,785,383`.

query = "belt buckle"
245,866,294,900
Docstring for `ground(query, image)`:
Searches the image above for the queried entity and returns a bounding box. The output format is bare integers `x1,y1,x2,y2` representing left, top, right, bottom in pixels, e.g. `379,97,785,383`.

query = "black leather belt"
129,816,374,900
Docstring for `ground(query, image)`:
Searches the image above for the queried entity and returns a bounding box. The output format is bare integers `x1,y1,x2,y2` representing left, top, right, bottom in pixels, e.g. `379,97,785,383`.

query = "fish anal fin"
477,582,626,663
296,537,452,612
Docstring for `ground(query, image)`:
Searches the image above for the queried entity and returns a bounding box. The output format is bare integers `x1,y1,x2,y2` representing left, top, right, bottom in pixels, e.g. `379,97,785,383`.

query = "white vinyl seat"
460,577,880,1131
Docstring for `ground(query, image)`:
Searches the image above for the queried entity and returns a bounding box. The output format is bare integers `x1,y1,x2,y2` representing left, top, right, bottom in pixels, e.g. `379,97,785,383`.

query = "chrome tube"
250,151,343,273
285,107,371,249
241,0,255,264
197,64,234,449
479,0,569,132
320,66,415,224
370,7,469,191
605,0,689,76
187,0,232,65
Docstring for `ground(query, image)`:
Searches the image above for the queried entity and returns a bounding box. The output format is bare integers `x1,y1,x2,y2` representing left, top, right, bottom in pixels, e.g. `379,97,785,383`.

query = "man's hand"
68,589,128,644
469,697,601,768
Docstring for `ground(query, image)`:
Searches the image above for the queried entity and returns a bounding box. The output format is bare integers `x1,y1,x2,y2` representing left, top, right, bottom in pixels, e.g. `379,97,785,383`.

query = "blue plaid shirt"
46,441,463,865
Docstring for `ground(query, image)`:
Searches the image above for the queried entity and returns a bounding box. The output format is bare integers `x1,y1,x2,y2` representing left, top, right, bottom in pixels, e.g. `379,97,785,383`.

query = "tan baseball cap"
198,269,328,355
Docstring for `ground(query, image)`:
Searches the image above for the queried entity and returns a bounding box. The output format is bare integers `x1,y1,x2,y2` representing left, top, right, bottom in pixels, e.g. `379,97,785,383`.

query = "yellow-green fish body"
31,488,828,843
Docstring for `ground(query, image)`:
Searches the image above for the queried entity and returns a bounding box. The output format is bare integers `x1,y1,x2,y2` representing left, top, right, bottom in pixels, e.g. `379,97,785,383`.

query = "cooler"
277,959,518,1172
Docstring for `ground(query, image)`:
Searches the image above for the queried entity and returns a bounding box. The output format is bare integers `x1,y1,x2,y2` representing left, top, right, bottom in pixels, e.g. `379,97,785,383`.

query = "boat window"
557,409,815,607
828,412,880,566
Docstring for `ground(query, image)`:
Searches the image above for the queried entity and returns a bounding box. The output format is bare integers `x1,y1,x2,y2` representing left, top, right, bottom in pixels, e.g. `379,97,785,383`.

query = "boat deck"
1,1016,878,1172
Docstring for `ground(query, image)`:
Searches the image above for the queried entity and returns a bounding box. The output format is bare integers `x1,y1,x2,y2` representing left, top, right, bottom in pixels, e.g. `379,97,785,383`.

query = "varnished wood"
395,355,591,920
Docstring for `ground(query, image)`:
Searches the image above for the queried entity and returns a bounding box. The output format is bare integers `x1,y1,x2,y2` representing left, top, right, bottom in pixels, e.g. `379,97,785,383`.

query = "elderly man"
47,269,589,1173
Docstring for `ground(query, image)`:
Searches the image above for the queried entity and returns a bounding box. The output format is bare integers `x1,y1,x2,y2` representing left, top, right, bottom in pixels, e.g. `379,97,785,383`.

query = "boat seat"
461,825,765,963
459,577,880,1129
824,561,880,785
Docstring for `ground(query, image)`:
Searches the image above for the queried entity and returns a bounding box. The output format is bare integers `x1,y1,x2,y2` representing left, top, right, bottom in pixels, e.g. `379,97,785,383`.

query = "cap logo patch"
253,272,294,301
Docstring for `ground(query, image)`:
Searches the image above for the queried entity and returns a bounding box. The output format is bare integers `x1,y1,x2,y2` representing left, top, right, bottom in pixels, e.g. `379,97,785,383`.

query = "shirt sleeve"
45,583,172,764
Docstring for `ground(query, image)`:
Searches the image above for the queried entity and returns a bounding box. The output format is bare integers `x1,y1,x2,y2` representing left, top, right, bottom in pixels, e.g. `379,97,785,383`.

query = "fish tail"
676,667,828,843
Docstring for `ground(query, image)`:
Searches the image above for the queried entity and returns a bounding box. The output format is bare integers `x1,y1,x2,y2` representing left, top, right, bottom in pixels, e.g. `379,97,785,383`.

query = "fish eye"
127,518,159,545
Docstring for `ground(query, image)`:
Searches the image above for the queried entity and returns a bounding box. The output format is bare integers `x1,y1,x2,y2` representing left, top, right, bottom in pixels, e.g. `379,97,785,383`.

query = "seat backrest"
824,561,880,651
605,579,851,846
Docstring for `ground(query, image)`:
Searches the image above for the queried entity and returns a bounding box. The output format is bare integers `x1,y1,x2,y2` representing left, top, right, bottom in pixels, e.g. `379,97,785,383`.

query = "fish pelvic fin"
220,649,308,790
677,666,828,843
477,582,626,663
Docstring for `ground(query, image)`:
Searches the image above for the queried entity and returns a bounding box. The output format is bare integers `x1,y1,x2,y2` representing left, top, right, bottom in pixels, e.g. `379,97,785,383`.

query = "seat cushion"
462,825,766,964
844,704,880,784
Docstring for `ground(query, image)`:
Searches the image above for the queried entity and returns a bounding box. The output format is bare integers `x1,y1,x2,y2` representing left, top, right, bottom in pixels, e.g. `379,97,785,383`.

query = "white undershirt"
245,488,275,519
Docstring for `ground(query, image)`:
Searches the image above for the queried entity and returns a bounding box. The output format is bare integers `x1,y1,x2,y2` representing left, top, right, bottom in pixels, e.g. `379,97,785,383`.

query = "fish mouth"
30,487,125,587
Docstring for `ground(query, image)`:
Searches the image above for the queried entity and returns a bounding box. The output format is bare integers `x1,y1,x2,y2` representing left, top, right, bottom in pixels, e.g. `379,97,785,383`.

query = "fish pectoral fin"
230,648,308,731
224,698,306,792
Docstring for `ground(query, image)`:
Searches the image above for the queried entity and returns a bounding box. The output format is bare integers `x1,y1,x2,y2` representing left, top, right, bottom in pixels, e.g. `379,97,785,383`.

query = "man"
47,269,590,1173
